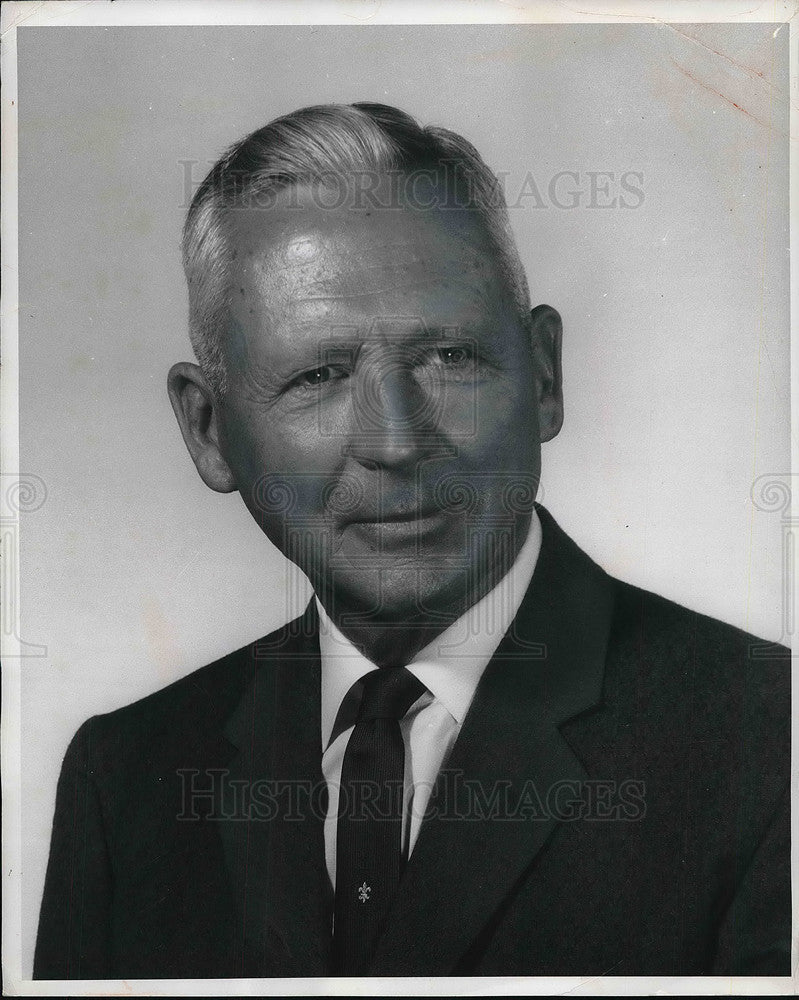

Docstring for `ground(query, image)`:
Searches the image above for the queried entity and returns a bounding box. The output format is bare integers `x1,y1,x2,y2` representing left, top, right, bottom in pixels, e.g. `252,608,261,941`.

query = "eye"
291,365,349,390
301,366,332,386
436,345,474,366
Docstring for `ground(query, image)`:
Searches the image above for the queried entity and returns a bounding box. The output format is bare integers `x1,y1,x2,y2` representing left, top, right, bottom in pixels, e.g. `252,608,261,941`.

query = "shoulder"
65,613,311,777
604,578,790,770
609,577,789,682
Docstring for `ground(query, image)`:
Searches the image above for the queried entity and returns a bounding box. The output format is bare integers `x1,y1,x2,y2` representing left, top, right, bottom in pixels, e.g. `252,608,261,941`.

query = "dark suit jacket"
34,505,790,978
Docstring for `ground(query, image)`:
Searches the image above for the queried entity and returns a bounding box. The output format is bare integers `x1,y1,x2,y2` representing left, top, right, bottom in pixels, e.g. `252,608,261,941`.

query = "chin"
320,563,471,628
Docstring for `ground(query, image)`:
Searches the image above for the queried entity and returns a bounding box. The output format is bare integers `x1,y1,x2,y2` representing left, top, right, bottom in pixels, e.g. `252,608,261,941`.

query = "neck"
323,609,455,669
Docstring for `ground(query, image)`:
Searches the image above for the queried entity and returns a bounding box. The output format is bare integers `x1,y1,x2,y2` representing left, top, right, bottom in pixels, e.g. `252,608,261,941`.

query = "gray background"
18,23,789,975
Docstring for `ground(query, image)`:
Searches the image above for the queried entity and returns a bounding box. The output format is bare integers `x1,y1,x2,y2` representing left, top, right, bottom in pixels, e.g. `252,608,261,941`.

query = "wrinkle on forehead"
297,240,487,301
260,236,434,294
227,200,515,350
234,195,495,269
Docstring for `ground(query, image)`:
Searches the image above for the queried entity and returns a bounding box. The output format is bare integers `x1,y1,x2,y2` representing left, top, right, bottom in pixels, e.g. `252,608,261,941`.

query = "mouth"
349,506,442,526
344,508,450,548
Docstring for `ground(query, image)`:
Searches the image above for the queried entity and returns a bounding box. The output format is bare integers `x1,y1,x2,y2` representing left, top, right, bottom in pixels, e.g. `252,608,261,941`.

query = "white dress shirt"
318,508,542,890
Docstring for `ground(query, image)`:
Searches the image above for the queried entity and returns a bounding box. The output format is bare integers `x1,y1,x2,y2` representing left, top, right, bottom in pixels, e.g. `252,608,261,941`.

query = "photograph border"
2,1,796,996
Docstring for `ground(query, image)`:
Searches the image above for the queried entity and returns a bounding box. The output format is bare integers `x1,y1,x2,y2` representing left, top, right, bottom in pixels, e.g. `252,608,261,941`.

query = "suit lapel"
220,603,333,977
369,506,616,975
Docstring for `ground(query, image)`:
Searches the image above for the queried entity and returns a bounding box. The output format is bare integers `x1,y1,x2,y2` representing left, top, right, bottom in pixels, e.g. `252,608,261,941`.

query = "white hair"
182,103,531,396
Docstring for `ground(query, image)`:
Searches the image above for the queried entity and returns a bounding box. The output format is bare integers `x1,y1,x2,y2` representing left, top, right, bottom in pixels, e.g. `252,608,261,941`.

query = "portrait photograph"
1,1,795,995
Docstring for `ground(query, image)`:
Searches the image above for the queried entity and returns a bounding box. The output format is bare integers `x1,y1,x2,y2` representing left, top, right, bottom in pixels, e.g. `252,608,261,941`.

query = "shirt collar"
318,508,542,749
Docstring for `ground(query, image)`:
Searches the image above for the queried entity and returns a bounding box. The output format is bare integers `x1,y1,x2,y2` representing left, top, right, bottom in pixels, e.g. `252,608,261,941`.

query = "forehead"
226,183,517,338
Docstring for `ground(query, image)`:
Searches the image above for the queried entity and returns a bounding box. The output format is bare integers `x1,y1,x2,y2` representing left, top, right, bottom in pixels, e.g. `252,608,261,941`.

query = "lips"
345,509,449,551
345,505,443,526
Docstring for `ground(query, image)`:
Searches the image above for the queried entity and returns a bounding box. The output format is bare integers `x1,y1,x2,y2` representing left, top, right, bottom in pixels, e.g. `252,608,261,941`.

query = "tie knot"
357,667,426,724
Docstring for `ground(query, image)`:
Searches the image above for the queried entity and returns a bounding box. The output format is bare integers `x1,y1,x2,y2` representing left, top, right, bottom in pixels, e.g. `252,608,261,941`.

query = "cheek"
221,401,341,480
220,403,349,539
445,379,540,529
460,379,539,460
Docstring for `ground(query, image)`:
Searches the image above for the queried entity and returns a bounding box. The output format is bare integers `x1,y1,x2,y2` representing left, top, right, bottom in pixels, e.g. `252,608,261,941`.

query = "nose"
344,354,440,470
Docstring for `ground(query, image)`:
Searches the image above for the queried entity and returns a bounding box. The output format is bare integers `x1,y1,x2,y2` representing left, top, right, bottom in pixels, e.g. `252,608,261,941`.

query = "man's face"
214,181,544,628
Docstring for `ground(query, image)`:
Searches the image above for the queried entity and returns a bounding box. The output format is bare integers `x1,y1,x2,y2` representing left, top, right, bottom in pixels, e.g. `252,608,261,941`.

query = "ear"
167,362,237,493
529,304,564,443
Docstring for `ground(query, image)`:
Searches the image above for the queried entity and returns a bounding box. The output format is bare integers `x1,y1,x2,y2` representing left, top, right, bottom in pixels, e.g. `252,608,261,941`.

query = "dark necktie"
332,666,426,975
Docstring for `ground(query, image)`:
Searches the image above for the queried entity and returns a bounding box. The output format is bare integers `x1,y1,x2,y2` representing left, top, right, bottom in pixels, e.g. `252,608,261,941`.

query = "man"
35,103,790,979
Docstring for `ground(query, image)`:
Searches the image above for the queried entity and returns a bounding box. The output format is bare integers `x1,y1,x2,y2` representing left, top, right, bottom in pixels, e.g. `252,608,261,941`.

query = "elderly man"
35,103,789,979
